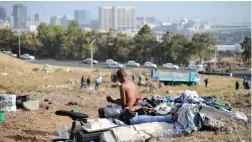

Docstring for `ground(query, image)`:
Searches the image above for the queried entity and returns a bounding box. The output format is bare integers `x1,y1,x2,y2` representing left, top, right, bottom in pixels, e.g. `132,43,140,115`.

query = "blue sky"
0,1,251,24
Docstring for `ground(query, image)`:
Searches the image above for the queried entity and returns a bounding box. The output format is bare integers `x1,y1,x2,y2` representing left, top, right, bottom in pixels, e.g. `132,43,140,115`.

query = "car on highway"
1,51,17,57
126,60,140,67
163,63,179,69
20,54,35,60
144,62,157,68
83,58,98,64
105,59,116,65
107,62,124,69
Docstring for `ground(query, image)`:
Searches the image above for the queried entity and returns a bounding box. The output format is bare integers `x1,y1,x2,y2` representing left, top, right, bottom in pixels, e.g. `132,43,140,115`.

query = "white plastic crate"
0,94,16,112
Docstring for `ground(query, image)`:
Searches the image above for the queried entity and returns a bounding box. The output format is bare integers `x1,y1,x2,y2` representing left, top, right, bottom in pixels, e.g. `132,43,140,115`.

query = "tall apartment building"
13,4,27,29
0,7,6,21
7,15,14,28
61,14,72,27
98,6,136,31
74,10,91,27
34,12,44,22
49,16,61,26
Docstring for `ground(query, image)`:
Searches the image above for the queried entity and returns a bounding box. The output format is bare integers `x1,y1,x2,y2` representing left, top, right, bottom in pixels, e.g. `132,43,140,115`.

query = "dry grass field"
0,53,251,142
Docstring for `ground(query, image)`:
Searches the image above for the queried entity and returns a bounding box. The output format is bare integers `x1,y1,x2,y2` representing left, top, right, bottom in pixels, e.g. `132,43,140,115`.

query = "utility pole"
90,39,96,69
18,34,21,58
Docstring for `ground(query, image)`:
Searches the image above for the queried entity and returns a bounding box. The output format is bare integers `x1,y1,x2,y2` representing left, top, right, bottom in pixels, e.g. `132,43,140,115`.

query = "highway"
28,59,251,79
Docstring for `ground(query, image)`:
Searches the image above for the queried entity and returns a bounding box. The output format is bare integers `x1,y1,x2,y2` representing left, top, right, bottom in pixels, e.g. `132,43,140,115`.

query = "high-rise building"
91,20,99,29
49,15,61,26
13,4,27,29
74,10,91,27
7,15,14,28
34,12,44,22
61,14,72,27
0,7,6,21
145,17,156,24
98,6,136,31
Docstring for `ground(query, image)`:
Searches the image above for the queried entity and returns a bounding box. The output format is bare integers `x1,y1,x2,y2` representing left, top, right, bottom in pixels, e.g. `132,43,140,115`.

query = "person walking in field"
235,80,239,90
86,76,91,88
204,78,208,88
80,75,86,88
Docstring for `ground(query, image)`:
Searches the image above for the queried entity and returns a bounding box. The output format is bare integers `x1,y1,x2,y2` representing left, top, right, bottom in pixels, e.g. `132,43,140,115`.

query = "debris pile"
42,64,54,73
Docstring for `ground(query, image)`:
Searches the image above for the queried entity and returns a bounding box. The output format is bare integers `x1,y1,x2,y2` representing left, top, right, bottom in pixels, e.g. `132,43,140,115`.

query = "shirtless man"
98,69,140,117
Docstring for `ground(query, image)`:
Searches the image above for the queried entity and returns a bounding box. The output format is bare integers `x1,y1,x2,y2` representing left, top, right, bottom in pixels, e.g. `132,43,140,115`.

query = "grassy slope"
0,53,251,141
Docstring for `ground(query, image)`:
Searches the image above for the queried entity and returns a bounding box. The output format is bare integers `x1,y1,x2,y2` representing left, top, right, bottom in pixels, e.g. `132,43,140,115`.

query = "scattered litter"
55,84,72,89
65,67,74,72
0,72,8,76
43,64,54,73
22,100,40,111
0,94,16,112
42,85,51,88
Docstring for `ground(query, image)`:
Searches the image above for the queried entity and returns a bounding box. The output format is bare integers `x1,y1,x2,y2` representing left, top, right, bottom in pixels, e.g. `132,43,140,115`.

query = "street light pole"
18,34,21,58
90,39,96,69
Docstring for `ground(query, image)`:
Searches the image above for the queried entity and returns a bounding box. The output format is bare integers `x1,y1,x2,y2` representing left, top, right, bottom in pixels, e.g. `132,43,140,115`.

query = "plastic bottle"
58,124,70,139
163,129,173,138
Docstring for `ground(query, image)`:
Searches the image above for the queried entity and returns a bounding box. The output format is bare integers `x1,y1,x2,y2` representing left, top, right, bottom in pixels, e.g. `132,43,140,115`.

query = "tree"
132,24,158,63
0,28,17,51
191,32,217,62
241,36,251,62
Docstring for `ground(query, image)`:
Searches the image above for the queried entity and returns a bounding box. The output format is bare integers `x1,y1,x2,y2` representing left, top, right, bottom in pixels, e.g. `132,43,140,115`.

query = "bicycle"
52,110,104,142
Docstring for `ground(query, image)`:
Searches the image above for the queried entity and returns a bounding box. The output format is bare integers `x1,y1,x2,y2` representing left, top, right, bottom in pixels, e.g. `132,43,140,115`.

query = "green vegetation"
2,22,248,66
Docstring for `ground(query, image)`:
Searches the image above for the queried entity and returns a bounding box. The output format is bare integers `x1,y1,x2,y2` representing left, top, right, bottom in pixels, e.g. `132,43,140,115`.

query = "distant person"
204,78,208,88
132,73,135,82
95,77,101,90
87,77,91,88
235,81,240,90
80,75,86,88
111,72,117,83
243,76,247,88
138,73,142,85
245,79,250,90
145,73,149,82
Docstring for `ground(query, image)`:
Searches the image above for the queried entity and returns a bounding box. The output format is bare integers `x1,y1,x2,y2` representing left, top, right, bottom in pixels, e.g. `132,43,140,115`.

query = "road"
28,59,251,79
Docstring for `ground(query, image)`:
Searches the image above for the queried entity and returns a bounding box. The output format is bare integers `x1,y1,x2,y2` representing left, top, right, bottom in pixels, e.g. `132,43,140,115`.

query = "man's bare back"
120,80,139,108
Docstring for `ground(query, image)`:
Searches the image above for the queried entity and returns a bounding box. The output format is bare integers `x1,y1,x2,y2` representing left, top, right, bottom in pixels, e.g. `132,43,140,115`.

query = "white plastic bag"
58,124,70,139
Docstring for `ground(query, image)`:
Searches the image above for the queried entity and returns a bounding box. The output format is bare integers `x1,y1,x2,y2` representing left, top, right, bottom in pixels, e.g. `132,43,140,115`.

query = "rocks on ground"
0,72,8,76
22,100,40,111
42,64,54,73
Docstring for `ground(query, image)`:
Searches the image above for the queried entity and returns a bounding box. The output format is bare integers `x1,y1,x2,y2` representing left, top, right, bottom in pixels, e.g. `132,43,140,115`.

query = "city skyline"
0,1,251,25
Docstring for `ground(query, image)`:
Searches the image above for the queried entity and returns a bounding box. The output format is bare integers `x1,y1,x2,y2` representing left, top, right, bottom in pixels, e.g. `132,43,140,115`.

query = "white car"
105,59,115,65
188,64,197,70
107,62,124,69
83,58,98,64
126,60,140,67
163,63,179,69
20,54,35,60
1,51,17,57
144,62,157,68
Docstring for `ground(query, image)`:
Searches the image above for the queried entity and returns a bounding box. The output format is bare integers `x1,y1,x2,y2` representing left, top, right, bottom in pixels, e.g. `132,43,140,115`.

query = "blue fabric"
135,102,153,108
95,78,100,84
165,96,216,104
130,114,173,125
201,96,217,103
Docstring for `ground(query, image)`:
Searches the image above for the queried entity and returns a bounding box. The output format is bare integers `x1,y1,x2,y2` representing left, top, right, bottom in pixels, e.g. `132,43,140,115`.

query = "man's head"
117,69,127,83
